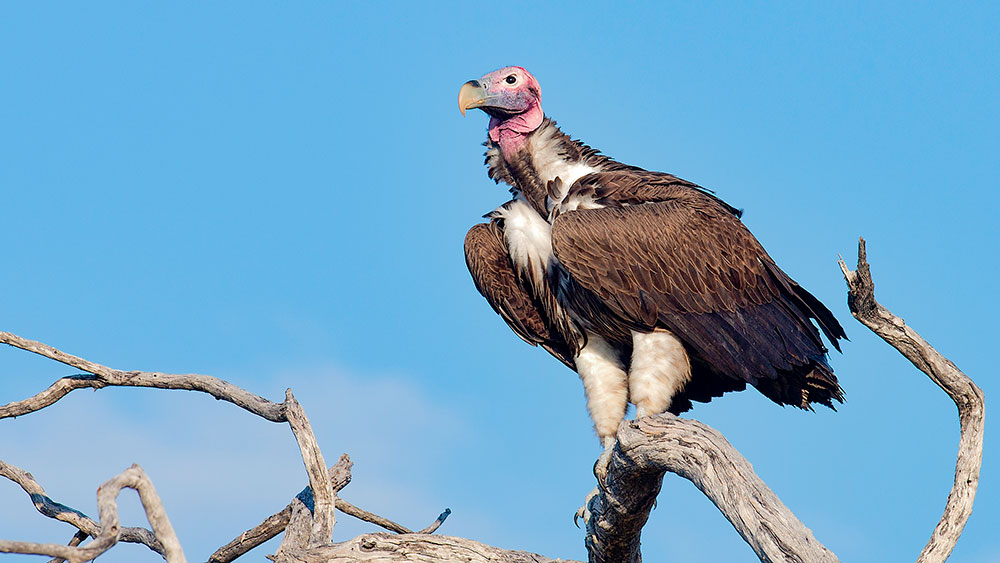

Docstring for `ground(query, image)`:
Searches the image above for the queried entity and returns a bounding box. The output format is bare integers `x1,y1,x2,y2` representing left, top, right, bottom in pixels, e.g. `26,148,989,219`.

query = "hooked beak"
458,80,489,116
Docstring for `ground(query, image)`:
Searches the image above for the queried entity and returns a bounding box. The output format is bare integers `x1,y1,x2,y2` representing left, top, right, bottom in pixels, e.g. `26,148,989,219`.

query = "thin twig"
47,530,89,563
417,509,452,534
336,499,412,534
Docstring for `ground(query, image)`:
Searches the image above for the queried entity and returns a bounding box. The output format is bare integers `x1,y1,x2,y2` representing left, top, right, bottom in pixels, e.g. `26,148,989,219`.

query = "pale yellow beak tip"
458,81,487,117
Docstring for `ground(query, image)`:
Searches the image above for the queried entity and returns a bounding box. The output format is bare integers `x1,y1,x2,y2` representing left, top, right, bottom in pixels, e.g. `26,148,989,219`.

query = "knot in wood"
359,536,378,552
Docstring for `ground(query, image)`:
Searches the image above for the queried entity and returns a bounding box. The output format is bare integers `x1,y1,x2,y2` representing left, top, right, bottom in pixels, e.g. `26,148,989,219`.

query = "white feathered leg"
573,335,627,526
574,334,628,443
629,330,692,417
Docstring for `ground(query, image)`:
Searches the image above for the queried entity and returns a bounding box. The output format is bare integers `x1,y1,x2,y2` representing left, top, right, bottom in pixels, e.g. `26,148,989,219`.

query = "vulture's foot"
574,440,616,528
594,439,615,482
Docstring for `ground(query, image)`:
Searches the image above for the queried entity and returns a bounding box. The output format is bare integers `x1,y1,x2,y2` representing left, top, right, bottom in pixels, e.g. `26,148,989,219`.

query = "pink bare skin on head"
477,66,544,156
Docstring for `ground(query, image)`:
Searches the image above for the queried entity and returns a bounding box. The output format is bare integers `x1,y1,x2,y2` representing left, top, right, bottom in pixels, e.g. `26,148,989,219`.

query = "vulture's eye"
505,75,517,85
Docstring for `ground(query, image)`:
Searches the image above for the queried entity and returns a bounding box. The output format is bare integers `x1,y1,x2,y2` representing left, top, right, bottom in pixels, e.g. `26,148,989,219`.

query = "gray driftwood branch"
585,414,839,563
0,331,287,422
0,459,165,555
0,464,185,563
839,238,985,563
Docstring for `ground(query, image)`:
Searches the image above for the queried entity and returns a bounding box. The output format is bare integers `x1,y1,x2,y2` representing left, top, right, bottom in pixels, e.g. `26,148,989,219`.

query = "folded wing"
550,175,846,409
465,221,576,370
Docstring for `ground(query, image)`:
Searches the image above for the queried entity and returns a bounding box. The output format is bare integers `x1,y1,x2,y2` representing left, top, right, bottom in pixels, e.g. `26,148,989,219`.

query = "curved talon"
575,486,599,528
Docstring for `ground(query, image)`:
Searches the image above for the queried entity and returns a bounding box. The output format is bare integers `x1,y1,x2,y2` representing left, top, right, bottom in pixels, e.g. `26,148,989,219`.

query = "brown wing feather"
465,222,576,369
550,178,846,408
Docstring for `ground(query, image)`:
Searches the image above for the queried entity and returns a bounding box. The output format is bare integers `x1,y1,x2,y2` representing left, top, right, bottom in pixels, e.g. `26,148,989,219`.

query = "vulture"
460,66,846,449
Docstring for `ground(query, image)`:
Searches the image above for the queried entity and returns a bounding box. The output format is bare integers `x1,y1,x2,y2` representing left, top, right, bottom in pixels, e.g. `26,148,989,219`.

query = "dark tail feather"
762,260,847,352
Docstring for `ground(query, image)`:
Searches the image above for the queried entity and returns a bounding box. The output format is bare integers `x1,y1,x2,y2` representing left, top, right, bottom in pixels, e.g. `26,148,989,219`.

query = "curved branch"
0,459,164,556
0,464,184,563
585,415,839,563
839,238,985,563
416,509,452,534
0,331,286,422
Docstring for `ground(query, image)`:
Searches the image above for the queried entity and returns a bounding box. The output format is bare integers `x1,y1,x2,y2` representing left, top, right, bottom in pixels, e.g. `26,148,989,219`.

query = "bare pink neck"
488,104,543,158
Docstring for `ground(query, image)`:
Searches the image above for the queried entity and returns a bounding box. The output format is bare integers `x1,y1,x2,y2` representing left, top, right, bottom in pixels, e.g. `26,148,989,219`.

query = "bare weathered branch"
0,464,184,563
210,455,353,563
0,459,164,556
210,454,449,562
0,374,105,418
335,499,412,534
284,390,335,546
97,464,186,562
839,238,985,563
585,414,839,563
0,331,286,422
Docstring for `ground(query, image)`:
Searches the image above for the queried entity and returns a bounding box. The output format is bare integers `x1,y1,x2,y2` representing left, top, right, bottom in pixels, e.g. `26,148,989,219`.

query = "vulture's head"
459,66,544,153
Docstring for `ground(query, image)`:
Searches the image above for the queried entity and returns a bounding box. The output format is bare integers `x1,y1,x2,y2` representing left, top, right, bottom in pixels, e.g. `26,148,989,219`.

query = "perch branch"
0,464,184,563
585,414,839,563
838,238,985,563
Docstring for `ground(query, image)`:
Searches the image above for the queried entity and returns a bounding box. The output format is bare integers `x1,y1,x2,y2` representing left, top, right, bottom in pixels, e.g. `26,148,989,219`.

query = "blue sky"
1,2,997,561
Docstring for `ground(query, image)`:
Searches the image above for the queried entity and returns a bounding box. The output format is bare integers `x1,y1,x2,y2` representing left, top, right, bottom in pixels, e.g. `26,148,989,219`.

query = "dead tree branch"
209,455,452,562
283,390,336,547
839,238,985,563
584,415,839,563
0,331,287,422
0,464,184,563
210,455,354,563
0,459,164,555
0,332,455,562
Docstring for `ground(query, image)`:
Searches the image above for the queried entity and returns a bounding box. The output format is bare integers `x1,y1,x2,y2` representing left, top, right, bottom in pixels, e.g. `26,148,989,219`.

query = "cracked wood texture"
839,239,985,563
272,533,581,563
